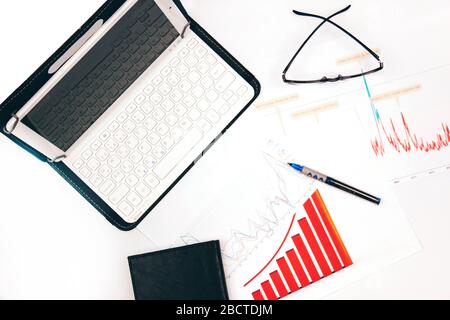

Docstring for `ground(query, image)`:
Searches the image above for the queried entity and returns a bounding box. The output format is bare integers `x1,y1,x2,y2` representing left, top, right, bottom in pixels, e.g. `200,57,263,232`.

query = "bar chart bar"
277,257,300,292
286,249,310,287
292,234,321,282
252,290,265,300
304,198,343,271
312,191,353,266
299,218,333,277
261,280,278,300
270,271,289,298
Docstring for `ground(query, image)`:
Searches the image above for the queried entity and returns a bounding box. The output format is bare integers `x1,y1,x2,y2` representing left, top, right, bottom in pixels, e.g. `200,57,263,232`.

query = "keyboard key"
96,148,109,161
197,99,210,112
126,137,139,149
134,127,148,139
179,118,193,130
229,95,239,105
168,73,180,86
138,141,152,155
143,85,154,95
186,55,199,67
188,71,201,84
114,129,127,142
219,104,230,115
144,156,158,168
206,90,219,102
170,57,181,67
206,53,216,65
108,155,121,168
152,108,165,121
90,174,103,187
197,61,210,74
161,136,174,150
132,111,145,123
171,128,184,142
123,120,136,133
179,48,190,58
179,80,192,92
192,43,206,56
105,139,119,152
183,95,196,107
144,174,160,188
211,64,226,79
108,121,120,132
174,105,187,117
135,165,150,178
134,94,146,105
148,132,161,145
127,193,142,206
176,63,189,76
110,185,130,205
112,170,125,183
165,113,178,126
125,174,139,186
159,83,172,95
100,179,115,195
87,158,101,170
80,167,92,178
143,118,157,130
237,85,249,96
118,202,133,216
153,146,166,159
99,131,111,141
156,123,170,136
187,39,198,48
136,183,151,198
200,76,213,89
152,76,163,86
215,72,236,92
141,102,153,114
162,100,175,112
188,108,201,121
82,150,93,160
206,110,220,124
154,128,203,179
150,92,163,104
130,151,143,164
161,66,172,77
90,140,102,151
73,159,84,169
170,89,183,102
126,104,138,115
99,166,112,178
117,112,128,122
192,86,205,98
117,146,130,159
198,119,212,133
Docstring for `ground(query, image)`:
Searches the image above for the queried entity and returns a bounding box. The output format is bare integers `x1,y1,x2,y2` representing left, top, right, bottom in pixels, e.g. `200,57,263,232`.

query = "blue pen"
288,162,381,205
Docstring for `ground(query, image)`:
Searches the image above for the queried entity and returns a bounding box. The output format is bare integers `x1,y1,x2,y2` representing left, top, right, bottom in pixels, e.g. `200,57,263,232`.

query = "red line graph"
363,76,450,156
371,112,450,156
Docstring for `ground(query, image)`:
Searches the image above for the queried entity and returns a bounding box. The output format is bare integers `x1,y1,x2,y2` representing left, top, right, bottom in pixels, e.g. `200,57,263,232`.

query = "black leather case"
128,241,229,300
0,0,260,230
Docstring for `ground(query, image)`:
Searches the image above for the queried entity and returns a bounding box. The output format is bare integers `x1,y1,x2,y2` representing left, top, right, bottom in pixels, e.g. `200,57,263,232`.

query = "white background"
1,0,450,299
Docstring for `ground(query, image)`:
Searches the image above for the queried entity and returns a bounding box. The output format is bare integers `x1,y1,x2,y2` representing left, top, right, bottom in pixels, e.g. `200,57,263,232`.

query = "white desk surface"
1,0,449,299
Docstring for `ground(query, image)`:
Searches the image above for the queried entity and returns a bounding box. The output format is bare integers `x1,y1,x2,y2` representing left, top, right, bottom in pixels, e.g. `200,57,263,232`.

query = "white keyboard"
68,35,252,222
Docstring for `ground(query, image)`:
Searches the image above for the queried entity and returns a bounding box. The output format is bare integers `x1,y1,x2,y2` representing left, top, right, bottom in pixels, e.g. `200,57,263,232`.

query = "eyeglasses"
282,5,384,84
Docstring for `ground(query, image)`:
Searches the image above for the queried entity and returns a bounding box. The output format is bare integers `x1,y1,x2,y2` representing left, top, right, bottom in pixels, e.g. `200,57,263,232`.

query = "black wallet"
128,241,228,300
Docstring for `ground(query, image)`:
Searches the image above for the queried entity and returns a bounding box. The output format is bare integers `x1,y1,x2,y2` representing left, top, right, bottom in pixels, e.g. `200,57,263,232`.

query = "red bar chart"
247,190,352,300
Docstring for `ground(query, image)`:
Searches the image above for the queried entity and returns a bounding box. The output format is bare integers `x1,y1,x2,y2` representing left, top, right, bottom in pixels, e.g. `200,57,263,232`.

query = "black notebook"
128,241,229,300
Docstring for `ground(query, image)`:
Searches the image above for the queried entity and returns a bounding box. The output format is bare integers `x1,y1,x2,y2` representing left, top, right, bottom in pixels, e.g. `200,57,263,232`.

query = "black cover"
128,241,229,300
0,0,261,230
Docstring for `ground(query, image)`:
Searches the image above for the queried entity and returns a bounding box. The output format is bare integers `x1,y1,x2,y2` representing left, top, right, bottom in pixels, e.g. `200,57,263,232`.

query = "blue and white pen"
288,162,381,205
